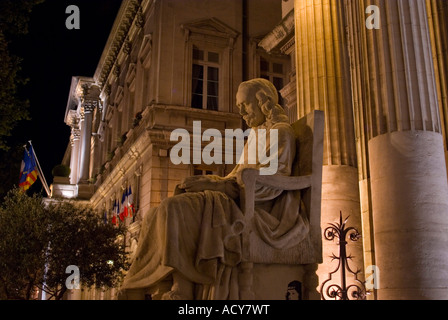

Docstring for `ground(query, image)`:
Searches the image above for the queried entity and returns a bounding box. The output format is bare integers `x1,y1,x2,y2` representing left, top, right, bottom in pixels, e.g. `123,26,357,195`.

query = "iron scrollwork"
320,212,367,300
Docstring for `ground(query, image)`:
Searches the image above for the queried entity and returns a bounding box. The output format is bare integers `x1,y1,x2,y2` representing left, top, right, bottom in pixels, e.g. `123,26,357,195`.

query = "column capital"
82,99,99,114
68,112,80,128
70,128,81,146
80,83,101,112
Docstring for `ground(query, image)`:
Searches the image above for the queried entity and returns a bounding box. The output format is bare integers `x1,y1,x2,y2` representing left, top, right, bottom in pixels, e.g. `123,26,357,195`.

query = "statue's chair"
236,110,324,300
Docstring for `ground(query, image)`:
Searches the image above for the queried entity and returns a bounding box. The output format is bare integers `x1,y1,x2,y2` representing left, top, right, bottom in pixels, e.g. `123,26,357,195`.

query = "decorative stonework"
70,128,81,145
135,8,144,29
95,0,145,88
258,9,294,54
123,38,132,55
113,64,121,78
104,84,111,97
181,18,239,45
83,100,98,114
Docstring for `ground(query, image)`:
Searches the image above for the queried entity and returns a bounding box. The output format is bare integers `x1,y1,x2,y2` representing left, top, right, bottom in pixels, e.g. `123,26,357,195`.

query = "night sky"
13,0,122,190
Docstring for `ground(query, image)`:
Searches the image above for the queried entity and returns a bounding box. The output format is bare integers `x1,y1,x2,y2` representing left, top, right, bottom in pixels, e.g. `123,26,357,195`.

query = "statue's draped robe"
121,122,310,299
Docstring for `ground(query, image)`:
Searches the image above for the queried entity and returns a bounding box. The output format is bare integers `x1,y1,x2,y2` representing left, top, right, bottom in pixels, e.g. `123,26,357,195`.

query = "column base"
369,131,448,300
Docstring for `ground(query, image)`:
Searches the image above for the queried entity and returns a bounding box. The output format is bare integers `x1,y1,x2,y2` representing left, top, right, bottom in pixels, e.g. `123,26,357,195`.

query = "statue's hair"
238,78,289,125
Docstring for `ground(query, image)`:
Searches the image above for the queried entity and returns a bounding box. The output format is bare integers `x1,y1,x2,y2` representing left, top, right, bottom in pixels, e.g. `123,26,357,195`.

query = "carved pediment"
181,18,239,40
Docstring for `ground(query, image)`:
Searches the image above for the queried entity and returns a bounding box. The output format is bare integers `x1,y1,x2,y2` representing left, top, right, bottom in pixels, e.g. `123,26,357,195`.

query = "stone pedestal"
77,183,95,200
318,166,364,295
50,179,77,199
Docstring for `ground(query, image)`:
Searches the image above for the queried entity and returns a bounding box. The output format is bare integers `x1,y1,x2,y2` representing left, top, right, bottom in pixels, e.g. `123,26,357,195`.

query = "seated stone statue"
120,78,310,300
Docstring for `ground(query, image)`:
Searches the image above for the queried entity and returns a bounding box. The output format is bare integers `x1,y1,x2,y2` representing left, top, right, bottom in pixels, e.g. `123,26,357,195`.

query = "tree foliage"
42,201,130,300
0,188,48,299
0,145,26,199
0,0,44,151
0,188,130,300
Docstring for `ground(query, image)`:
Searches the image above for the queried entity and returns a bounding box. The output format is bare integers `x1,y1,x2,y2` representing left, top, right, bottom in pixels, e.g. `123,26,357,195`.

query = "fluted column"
344,0,377,300
347,0,448,300
426,0,448,177
294,0,364,298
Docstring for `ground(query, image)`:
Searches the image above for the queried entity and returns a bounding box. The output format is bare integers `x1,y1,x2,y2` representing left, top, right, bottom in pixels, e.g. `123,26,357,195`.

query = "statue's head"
236,78,289,128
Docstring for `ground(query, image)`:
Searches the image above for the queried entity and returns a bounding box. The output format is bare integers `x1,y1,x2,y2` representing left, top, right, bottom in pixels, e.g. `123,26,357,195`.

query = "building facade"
52,0,448,300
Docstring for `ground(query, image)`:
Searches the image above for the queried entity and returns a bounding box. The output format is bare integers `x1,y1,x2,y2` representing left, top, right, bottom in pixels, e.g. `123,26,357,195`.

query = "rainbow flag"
19,146,38,192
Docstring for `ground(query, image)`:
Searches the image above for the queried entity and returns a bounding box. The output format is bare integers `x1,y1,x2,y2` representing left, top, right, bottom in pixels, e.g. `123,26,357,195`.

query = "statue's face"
236,86,266,128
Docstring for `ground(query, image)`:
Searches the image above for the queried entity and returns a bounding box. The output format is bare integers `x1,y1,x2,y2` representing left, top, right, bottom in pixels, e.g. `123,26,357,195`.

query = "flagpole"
28,141,51,197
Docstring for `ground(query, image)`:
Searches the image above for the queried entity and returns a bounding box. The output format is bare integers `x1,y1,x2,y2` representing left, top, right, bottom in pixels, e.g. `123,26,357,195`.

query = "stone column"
347,0,448,299
426,0,448,176
69,123,81,185
294,0,364,298
78,100,96,183
344,0,377,299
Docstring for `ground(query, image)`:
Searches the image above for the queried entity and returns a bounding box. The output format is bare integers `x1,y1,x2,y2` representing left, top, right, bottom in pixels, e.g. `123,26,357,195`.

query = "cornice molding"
258,9,294,54
94,0,151,91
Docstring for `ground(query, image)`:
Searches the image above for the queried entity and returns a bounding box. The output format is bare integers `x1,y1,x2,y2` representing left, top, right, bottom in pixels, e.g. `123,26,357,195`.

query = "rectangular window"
193,48,204,60
208,52,220,63
192,64,204,109
194,168,214,176
273,63,283,74
191,46,220,111
207,67,219,111
260,57,269,72
259,56,287,106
